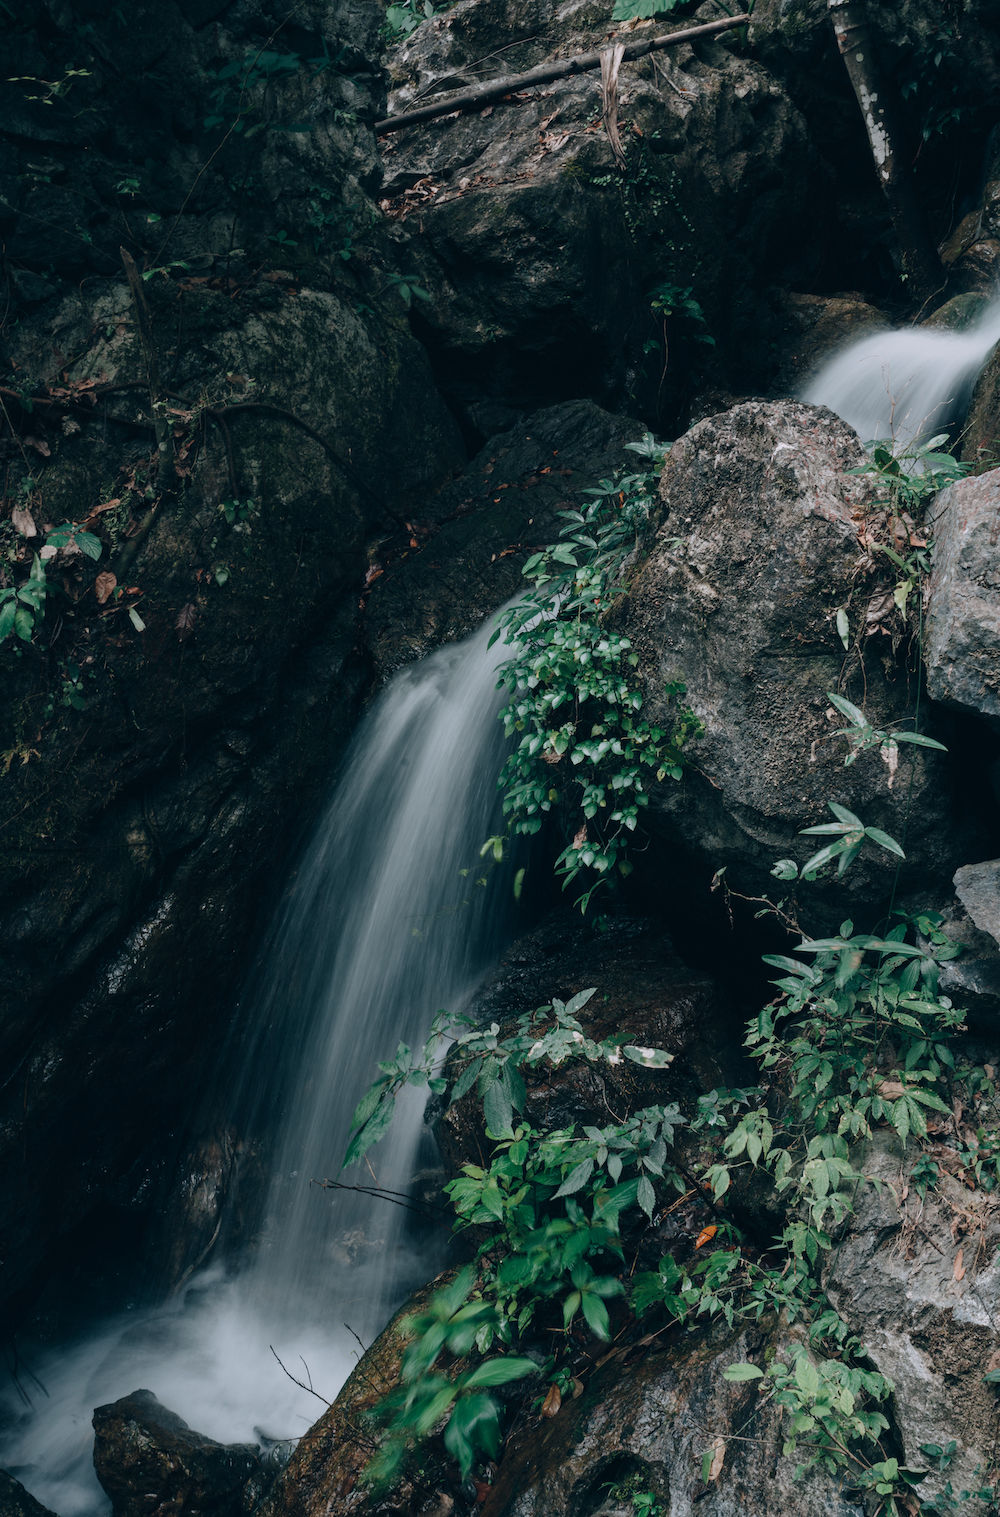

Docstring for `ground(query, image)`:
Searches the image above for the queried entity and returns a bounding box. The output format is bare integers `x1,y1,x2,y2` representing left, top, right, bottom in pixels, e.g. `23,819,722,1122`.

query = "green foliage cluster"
384,0,454,41
367,1268,538,1488
487,436,700,909
0,521,102,647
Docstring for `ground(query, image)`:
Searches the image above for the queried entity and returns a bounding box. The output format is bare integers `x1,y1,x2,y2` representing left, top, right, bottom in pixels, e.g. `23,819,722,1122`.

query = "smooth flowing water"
0,612,513,1514
802,297,1000,450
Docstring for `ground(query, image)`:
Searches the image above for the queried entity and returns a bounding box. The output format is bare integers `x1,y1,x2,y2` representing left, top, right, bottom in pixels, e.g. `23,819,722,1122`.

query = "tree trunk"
827,0,943,304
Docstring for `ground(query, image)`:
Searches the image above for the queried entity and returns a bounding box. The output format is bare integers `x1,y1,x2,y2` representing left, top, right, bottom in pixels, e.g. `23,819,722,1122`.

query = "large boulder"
620,400,964,906
925,470,1000,721
93,1390,266,1517
257,1277,460,1517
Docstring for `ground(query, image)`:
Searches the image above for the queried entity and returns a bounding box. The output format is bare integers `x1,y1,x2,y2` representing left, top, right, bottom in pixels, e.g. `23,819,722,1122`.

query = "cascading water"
0,610,514,1515
802,297,1000,450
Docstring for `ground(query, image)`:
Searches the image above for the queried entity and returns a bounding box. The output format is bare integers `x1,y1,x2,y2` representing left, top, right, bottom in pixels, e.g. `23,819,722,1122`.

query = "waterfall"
802,298,1000,451
0,611,513,1515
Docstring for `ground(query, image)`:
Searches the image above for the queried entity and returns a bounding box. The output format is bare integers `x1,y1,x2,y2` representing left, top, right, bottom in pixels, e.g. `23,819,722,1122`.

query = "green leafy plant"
384,0,454,40
489,436,700,909
366,1267,538,1488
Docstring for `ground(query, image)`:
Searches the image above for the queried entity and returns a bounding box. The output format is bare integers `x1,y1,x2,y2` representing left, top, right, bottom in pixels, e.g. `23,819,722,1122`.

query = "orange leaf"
695,1225,717,1249
954,1248,965,1282
540,1383,562,1418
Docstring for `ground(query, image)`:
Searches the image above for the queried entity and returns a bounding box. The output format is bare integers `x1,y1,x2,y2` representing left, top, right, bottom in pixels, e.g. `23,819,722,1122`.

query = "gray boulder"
621,399,959,902
925,470,1000,719
825,1135,1000,1508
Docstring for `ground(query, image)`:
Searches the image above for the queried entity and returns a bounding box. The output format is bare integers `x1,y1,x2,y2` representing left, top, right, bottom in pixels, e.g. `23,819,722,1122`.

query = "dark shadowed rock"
0,1470,57,1517
364,400,645,678
382,0,822,426
621,400,961,905
925,471,1000,719
93,1389,266,1517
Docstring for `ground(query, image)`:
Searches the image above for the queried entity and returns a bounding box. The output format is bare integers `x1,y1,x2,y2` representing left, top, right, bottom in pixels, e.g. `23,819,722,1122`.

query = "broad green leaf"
483,1080,514,1139
463,1356,539,1389
826,691,867,727
723,1362,764,1381
836,607,850,650
554,1159,595,1199
580,1290,611,1339
637,1174,656,1219
863,826,905,858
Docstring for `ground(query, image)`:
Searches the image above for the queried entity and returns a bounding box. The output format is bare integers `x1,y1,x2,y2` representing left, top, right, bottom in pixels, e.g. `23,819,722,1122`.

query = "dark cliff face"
0,0,465,1322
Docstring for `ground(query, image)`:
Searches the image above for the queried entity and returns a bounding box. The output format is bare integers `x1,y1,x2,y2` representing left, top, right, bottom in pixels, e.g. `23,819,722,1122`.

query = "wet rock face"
478,1326,864,1517
257,1278,455,1517
621,399,966,906
380,0,821,428
92,1390,267,1517
925,470,1000,720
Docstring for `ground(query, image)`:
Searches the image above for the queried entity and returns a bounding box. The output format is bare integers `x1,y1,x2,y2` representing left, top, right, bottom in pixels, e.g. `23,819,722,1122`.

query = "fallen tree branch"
374,13,750,135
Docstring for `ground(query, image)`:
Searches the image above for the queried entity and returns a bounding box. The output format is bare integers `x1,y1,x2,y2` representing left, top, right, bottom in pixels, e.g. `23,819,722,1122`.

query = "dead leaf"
877,1079,906,1100
39,544,58,561
24,435,51,456
707,1437,726,1482
540,1383,562,1418
954,1248,965,1281
12,507,36,538
695,1224,718,1249
175,602,197,637
95,571,117,605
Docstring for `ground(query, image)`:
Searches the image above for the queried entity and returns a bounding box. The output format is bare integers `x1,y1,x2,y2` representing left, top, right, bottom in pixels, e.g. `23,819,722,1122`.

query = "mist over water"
0,613,512,1515
802,299,1000,451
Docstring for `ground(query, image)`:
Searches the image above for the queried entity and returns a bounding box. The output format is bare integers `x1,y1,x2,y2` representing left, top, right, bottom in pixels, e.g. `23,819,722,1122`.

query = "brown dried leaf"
954,1247,965,1281
175,602,198,638
540,1383,562,1418
12,507,36,538
707,1437,726,1482
95,571,117,605
24,435,51,456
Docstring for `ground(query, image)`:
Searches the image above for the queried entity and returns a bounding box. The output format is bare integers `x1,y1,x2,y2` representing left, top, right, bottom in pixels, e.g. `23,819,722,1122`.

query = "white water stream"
802,297,1000,450
0,612,512,1514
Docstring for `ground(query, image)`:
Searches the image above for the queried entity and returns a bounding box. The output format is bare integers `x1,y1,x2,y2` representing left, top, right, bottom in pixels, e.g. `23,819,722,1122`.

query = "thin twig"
269,1345,332,1407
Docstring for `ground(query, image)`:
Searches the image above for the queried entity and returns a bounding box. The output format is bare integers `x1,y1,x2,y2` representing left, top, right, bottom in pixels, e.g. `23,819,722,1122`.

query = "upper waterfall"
801,300,1000,452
